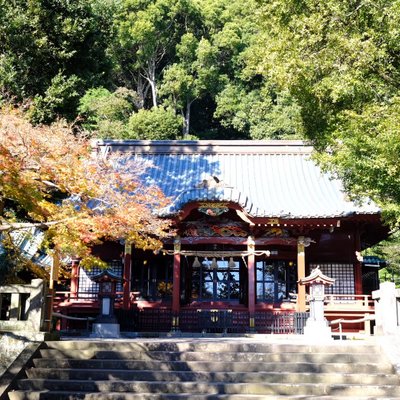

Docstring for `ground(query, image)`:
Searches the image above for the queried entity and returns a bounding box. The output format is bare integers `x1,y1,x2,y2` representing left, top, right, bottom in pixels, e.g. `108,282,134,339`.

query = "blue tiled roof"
362,256,387,268
96,140,380,219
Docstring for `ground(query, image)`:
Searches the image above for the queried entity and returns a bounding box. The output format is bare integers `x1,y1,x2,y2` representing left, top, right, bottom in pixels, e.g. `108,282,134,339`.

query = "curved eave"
156,187,253,217
157,195,381,222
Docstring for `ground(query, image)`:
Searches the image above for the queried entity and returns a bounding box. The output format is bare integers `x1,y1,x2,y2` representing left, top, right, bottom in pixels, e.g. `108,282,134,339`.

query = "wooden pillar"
123,242,132,310
247,236,256,330
45,287,54,332
46,250,60,332
354,226,363,295
50,249,60,283
171,237,181,330
70,258,80,300
297,236,307,312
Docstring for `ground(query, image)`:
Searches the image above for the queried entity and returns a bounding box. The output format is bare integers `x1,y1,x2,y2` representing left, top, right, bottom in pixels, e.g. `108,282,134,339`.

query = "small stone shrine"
299,266,335,341
90,270,121,338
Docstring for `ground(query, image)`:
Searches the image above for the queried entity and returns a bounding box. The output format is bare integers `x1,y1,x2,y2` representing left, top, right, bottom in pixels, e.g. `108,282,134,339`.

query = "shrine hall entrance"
256,260,297,304
186,257,244,303
131,255,297,305
180,257,297,306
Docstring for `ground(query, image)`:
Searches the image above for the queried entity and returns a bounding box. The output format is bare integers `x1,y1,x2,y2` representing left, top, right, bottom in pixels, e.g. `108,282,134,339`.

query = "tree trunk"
135,74,147,109
145,59,158,108
183,99,194,138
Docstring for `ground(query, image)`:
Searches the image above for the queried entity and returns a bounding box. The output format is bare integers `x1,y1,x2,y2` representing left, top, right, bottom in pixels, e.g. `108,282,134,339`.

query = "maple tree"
0,109,171,282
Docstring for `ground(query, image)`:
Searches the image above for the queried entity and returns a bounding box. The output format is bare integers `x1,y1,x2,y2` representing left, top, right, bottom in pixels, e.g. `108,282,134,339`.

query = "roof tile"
98,140,379,219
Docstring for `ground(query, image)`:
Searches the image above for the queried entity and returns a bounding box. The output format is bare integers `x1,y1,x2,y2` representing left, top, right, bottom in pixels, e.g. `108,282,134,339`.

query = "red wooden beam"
122,243,132,310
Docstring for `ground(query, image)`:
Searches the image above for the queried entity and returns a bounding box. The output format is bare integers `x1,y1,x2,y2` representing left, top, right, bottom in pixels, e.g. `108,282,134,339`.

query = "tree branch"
0,218,75,233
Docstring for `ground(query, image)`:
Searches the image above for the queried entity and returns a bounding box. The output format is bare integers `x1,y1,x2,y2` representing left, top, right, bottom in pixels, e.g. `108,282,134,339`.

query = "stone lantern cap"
90,270,122,283
299,266,335,286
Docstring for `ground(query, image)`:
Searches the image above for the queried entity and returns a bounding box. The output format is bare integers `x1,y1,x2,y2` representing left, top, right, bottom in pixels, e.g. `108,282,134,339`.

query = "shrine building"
55,140,388,334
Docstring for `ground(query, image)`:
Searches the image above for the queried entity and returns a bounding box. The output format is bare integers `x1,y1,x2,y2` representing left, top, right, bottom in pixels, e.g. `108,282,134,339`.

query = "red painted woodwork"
172,253,181,314
247,252,255,316
57,197,386,335
70,259,79,299
354,225,363,295
91,241,124,260
122,244,132,310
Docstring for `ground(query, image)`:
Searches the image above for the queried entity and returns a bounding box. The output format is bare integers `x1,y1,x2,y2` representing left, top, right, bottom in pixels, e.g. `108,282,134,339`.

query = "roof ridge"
94,139,313,155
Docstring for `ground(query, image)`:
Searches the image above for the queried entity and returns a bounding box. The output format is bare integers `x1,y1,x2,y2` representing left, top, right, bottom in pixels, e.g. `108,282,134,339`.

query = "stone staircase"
6,338,400,399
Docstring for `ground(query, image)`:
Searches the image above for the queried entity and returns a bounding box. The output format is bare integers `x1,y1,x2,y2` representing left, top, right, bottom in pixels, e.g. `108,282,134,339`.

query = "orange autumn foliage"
0,109,171,269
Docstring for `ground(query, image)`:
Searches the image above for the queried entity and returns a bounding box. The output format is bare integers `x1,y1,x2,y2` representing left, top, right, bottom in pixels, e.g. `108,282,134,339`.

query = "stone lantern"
90,270,122,338
299,266,335,341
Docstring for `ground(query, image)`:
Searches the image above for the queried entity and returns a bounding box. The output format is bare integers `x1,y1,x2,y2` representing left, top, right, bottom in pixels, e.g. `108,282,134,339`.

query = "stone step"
14,379,400,397
7,339,400,399
24,368,400,385
9,391,400,400
42,340,379,354
38,349,382,364
32,358,396,374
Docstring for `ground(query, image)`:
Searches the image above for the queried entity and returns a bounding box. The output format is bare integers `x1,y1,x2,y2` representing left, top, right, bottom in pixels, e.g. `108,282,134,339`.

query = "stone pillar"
171,236,181,330
247,236,256,330
29,279,50,332
27,279,46,332
372,282,400,335
123,242,132,310
9,293,20,320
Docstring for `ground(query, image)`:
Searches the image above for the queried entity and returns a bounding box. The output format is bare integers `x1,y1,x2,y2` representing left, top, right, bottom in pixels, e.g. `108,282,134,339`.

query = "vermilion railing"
324,294,374,311
53,291,375,334
53,291,123,307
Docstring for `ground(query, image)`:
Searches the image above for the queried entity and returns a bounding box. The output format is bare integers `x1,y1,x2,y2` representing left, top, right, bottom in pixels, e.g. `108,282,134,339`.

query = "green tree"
215,84,304,139
197,0,304,139
78,87,136,138
365,231,400,287
160,34,221,137
28,73,81,124
114,0,202,109
127,107,183,140
315,98,400,227
244,0,400,226
0,0,115,122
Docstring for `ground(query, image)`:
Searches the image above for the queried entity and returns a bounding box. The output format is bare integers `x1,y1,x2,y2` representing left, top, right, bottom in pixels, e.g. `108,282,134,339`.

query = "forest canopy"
1,1,398,143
